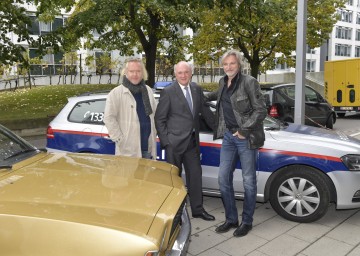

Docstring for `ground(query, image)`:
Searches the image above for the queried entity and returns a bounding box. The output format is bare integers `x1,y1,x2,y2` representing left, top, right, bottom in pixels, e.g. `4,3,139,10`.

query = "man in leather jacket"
206,50,267,237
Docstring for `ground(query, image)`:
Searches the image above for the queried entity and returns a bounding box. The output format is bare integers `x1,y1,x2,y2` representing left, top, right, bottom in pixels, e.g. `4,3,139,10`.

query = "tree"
33,0,214,87
0,0,33,66
191,0,346,78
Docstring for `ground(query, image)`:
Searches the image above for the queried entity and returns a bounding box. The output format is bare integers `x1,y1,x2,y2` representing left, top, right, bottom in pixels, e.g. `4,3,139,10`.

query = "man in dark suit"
155,61,215,221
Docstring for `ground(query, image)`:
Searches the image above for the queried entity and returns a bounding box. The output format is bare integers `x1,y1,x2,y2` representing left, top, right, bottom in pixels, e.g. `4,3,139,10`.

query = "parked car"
47,91,360,223
0,123,190,255
261,83,336,129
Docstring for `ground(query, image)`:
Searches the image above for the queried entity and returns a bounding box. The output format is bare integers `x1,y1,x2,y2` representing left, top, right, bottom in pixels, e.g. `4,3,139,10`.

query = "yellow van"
324,58,360,117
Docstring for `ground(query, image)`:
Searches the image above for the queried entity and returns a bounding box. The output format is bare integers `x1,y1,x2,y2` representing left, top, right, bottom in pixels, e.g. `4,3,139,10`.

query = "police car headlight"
341,154,360,171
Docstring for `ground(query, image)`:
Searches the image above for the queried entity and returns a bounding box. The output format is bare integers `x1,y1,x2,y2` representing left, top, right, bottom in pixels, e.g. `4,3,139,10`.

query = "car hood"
0,152,185,254
269,123,360,153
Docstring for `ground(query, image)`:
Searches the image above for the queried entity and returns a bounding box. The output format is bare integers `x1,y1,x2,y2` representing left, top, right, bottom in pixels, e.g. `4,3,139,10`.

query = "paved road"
334,113,360,139
24,122,360,256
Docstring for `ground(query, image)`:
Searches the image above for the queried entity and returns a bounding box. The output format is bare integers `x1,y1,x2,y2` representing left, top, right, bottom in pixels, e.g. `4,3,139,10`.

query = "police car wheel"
269,165,330,223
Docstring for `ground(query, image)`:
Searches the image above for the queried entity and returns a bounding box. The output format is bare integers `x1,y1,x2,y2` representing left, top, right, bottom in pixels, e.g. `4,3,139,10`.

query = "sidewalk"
187,197,360,256
186,131,360,256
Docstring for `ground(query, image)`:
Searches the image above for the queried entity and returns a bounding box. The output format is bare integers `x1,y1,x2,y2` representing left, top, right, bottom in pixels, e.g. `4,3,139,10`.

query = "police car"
46,91,360,223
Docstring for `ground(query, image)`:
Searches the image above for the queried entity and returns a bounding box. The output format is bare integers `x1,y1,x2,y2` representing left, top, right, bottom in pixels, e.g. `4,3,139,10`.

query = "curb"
15,127,47,137
1,118,49,137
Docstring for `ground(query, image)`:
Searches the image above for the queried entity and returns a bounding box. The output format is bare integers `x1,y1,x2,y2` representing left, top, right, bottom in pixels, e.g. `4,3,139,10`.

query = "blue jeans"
219,131,257,225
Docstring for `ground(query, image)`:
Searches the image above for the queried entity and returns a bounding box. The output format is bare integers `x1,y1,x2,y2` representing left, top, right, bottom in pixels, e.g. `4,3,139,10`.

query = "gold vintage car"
0,124,190,255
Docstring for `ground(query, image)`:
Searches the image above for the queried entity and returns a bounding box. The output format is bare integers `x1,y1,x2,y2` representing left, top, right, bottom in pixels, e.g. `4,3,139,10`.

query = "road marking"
350,131,360,137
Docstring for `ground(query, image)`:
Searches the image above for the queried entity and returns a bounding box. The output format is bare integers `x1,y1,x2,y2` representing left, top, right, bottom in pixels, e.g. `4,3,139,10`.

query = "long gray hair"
221,50,243,68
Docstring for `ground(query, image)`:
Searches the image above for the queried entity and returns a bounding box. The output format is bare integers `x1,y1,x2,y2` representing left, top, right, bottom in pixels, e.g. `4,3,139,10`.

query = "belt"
227,127,239,133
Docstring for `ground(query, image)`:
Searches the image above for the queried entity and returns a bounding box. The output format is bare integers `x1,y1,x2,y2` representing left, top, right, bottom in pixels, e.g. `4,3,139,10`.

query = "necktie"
184,86,193,114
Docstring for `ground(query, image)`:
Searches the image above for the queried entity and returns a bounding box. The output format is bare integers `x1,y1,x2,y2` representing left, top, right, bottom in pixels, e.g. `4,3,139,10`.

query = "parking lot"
25,122,360,256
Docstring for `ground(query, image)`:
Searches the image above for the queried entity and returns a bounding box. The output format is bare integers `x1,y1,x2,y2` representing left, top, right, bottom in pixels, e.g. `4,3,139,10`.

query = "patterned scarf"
122,76,152,116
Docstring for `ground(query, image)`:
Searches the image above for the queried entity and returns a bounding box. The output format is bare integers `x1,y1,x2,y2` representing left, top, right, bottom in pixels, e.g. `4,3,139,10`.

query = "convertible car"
0,124,190,256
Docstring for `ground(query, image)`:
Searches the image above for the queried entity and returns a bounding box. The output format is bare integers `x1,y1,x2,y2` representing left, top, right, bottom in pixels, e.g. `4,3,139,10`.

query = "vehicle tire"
269,165,330,223
325,115,334,129
337,113,345,118
284,116,294,123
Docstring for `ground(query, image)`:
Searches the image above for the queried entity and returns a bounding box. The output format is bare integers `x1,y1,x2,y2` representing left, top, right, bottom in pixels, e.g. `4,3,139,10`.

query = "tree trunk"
144,40,157,88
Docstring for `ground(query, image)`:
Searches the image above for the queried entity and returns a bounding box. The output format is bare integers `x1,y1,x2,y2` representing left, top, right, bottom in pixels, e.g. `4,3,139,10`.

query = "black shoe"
192,211,215,221
215,221,239,233
233,223,252,237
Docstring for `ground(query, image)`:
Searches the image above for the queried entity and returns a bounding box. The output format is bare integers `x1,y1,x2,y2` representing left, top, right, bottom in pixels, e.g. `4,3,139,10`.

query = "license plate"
340,107,353,110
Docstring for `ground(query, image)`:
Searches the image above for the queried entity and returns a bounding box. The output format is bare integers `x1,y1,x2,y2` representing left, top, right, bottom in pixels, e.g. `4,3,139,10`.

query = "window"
274,59,288,70
29,49,56,64
279,86,295,99
40,21,51,34
42,54,54,64
347,0,353,5
27,15,64,35
335,44,351,56
54,52,63,64
306,45,316,54
52,18,64,31
95,52,111,74
355,46,360,57
306,60,316,72
350,89,356,103
28,48,64,75
68,99,106,124
273,91,287,104
335,26,352,39
338,9,353,22
337,90,342,103
305,87,319,102
0,132,24,162
28,16,40,35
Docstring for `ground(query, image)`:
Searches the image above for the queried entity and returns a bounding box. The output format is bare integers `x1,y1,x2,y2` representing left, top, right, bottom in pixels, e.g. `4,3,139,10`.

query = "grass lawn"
0,82,218,129
0,84,117,122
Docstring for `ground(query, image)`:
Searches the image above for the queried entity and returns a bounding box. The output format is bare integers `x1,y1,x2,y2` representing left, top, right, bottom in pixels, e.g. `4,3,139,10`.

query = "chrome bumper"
166,205,191,256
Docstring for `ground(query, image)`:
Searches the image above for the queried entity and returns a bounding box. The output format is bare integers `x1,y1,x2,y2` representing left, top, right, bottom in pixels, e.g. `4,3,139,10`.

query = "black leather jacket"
206,73,267,149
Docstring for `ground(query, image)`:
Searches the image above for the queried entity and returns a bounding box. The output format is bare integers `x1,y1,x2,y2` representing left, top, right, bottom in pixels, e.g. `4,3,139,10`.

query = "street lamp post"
294,0,307,125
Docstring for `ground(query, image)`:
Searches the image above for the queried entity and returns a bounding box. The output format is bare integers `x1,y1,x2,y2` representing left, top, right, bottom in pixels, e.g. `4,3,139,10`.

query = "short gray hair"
174,61,193,75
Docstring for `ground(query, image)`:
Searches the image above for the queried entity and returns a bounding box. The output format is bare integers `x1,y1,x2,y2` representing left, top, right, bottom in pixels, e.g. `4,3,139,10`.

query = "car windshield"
0,124,38,167
264,116,287,130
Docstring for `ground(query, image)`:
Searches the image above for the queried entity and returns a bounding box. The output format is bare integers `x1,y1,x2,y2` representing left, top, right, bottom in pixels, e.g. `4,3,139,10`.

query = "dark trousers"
166,134,204,215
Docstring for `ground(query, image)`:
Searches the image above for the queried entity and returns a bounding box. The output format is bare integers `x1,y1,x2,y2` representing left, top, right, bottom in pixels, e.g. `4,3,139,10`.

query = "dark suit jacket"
155,81,214,154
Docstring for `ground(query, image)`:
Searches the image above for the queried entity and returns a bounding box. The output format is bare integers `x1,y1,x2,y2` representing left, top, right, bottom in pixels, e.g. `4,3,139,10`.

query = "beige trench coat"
104,84,157,159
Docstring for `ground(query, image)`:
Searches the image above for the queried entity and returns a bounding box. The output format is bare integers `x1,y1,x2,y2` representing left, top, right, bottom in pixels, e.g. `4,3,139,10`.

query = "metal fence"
0,64,226,90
